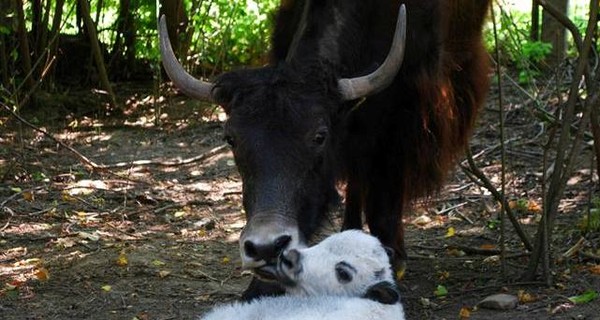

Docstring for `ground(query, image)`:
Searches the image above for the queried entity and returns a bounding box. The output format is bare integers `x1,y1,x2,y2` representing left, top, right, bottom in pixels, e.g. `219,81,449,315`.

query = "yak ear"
363,281,400,305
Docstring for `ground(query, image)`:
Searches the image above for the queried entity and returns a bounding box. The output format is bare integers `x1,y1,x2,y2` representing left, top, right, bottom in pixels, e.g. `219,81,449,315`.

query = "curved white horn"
159,15,214,100
338,4,407,101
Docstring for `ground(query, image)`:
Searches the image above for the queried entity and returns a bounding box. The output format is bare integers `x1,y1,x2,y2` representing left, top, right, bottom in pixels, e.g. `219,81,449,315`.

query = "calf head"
276,230,400,304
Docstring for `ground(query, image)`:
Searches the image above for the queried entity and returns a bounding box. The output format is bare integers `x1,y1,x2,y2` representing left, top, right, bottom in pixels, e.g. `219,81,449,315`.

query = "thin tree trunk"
0,0,14,87
37,0,52,62
78,0,117,108
15,0,35,90
46,0,65,88
531,0,540,40
541,0,569,65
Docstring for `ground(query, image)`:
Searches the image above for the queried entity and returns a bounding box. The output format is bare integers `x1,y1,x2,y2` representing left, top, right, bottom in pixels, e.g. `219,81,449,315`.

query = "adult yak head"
158,5,406,281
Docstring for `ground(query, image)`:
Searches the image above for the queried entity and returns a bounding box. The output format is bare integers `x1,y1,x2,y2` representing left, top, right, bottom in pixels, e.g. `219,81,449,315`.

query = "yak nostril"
243,235,292,261
244,241,258,259
274,235,292,253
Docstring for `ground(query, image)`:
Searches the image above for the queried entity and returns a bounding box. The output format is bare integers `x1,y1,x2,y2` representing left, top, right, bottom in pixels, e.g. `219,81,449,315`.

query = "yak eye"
224,135,235,147
335,262,355,283
313,128,328,146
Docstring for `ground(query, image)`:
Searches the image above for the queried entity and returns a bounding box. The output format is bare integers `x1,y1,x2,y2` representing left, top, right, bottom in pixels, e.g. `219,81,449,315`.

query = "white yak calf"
200,230,406,320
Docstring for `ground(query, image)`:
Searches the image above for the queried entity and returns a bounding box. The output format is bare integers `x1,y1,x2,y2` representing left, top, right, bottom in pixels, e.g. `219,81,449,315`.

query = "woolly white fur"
200,230,406,320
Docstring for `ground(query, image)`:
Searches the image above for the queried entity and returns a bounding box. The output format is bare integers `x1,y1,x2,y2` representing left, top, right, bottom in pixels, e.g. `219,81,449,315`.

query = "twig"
460,148,533,252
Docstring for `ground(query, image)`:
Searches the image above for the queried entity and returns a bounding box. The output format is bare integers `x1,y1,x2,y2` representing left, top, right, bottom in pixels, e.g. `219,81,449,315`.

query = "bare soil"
1,83,599,320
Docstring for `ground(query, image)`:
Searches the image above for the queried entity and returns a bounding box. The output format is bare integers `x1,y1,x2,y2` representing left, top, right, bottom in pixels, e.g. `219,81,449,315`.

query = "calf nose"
280,248,301,272
244,234,292,262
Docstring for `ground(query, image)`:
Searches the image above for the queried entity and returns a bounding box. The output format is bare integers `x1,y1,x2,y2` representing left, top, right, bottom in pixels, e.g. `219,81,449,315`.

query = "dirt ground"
1,83,599,320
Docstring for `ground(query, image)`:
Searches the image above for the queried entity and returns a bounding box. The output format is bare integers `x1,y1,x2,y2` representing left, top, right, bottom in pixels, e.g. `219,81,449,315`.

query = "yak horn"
338,4,407,101
159,15,214,100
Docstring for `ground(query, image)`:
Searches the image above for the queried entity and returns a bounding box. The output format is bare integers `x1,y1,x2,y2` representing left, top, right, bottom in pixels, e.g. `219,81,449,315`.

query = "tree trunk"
541,0,569,65
158,0,188,57
15,0,35,90
78,0,117,108
110,0,136,79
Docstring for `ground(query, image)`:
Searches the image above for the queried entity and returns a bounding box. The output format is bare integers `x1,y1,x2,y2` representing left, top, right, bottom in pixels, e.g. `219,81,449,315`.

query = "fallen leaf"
518,290,537,303
221,257,230,264
589,265,600,275
447,248,465,257
174,211,186,218
412,215,432,226
568,290,599,304
78,231,100,241
483,255,500,265
438,270,450,280
528,200,542,213
158,270,171,278
480,244,497,250
396,269,405,281
101,285,112,292
116,252,128,267
478,293,518,310
35,268,50,281
22,191,34,201
445,227,456,238
152,260,166,267
55,237,77,249
459,306,471,319
61,192,76,202
434,285,448,297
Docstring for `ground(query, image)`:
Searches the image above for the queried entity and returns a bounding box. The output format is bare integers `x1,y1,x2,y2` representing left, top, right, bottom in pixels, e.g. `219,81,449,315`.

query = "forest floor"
1,82,599,320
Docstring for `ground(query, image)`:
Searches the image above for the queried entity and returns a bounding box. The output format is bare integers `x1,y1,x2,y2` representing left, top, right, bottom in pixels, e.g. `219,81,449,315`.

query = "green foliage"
485,8,552,85
582,197,600,232
188,0,279,71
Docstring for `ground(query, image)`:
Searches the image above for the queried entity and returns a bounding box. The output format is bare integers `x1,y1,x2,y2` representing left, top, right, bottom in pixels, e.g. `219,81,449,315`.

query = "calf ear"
383,246,395,262
363,281,400,305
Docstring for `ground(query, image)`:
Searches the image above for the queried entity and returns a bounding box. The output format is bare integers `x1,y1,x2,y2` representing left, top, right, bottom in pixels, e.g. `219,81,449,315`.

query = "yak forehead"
216,65,335,130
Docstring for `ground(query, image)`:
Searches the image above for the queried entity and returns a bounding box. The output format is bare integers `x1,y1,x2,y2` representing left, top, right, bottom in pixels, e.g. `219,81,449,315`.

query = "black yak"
159,0,491,299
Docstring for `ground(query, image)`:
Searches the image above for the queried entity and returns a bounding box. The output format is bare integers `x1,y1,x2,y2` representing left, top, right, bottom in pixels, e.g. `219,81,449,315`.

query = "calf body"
200,230,405,320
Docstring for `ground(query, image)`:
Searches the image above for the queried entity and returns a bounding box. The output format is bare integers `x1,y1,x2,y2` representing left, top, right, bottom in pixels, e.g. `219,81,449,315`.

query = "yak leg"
364,182,406,279
342,176,363,230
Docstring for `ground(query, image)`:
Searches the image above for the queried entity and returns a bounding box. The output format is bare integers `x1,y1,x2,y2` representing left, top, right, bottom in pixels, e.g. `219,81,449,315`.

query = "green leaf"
434,285,448,297
568,290,599,304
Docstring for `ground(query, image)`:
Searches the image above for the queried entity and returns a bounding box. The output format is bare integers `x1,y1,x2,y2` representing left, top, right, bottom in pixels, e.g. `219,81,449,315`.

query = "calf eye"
335,262,355,283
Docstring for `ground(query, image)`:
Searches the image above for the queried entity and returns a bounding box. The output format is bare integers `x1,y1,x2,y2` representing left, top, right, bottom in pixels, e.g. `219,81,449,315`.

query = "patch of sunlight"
66,179,108,196
2,222,53,236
